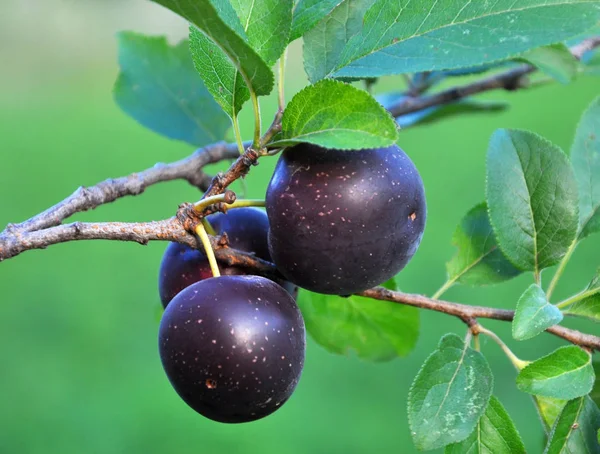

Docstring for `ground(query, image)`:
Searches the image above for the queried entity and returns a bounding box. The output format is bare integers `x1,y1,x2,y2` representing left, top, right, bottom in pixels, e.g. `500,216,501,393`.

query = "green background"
1,2,598,453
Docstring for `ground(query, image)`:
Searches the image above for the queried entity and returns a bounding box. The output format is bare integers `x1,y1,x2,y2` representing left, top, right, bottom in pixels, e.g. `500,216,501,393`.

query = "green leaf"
583,50,600,76
571,96,600,239
269,79,398,149
520,44,580,84
517,346,595,400
486,129,579,273
564,269,600,322
446,203,521,287
305,0,600,81
297,278,419,362
113,32,230,146
151,0,274,105
445,396,526,454
512,284,563,341
303,0,374,83
544,397,600,454
290,0,342,42
408,334,493,451
535,396,568,432
592,362,600,407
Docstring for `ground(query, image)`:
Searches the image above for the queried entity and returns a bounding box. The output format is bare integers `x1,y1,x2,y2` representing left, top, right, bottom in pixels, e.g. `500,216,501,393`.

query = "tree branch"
388,36,600,118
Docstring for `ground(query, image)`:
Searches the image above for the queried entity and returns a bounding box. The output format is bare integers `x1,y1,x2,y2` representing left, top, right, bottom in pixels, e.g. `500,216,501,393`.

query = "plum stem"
195,223,221,278
227,199,266,209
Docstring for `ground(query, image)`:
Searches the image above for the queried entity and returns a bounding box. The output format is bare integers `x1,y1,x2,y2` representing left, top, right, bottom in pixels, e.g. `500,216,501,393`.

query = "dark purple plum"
158,207,298,307
266,143,426,295
159,275,306,423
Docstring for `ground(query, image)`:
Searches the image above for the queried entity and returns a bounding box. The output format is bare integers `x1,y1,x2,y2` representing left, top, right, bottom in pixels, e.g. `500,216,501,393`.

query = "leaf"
564,269,600,322
303,0,375,83
517,346,595,400
535,396,568,432
113,32,230,146
583,50,600,76
512,284,563,341
592,362,600,407
445,396,526,454
486,129,579,273
520,44,580,84
151,0,274,104
305,0,600,81
544,397,600,454
268,79,398,149
376,93,507,128
446,203,521,287
297,278,419,362
408,334,493,451
571,96,600,239
290,0,342,42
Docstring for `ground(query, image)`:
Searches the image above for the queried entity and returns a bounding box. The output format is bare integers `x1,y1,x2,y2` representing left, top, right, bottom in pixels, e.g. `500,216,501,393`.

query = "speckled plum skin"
158,208,298,307
159,275,306,423
266,143,426,295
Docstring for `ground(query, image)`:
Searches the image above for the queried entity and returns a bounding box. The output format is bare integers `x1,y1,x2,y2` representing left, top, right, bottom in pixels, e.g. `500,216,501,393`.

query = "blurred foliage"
1,2,600,453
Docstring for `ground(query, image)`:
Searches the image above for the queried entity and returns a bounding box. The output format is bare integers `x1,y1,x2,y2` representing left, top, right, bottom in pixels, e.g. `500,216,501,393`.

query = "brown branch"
388,36,600,118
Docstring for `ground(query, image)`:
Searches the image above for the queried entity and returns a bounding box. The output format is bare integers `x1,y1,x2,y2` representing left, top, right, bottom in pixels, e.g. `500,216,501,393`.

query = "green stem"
232,114,245,155
278,48,287,111
193,193,229,213
546,240,577,299
473,333,481,352
534,269,541,287
195,223,220,278
556,287,600,310
250,91,261,148
478,326,530,371
432,278,456,300
227,199,265,209
201,218,216,236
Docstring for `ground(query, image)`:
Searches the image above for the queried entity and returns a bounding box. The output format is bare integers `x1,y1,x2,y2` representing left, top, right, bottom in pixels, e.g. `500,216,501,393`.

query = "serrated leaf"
445,203,521,287
297,278,418,362
571,96,600,239
445,396,526,454
305,0,600,81
303,0,375,83
113,32,230,146
151,0,274,112
290,0,342,42
408,334,493,451
564,269,600,321
520,44,580,84
512,284,563,341
486,129,579,273
544,397,600,454
268,79,398,149
517,346,595,400
592,362,600,407
535,396,568,432
376,93,507,128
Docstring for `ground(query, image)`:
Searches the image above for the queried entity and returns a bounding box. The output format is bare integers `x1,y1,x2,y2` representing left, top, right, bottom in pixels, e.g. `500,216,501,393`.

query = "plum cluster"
158,143,426,423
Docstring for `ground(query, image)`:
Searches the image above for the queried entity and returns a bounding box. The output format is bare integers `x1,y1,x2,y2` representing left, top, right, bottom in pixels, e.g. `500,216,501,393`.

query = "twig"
388,37,600,118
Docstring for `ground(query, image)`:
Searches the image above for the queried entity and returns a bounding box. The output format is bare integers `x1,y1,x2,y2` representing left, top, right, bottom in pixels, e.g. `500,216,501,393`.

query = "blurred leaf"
535,396,568,432
520,44,579,84
544,397,600,454
305,0,600,81
151,0,274,111
593,362,600,407
290,0,342,42
517,346,595,399
268,79,398,149
445,396,526,454
583,50,600,76
113,32,230,146
571,96,600,239
297,278,419,362
486,129,579,273
446,202,521,287
564,269,600,321
408,334,493,451
376,93,507,128
303,0,374,83
512,284,563,341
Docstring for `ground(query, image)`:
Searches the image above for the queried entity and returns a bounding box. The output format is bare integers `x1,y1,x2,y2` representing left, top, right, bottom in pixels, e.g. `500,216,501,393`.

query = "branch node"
176,203,202,234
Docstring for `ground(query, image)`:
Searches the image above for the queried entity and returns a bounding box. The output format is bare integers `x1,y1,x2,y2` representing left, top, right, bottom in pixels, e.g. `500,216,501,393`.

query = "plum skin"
158,207,298,307
266,143,426,295
159,275,306,423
